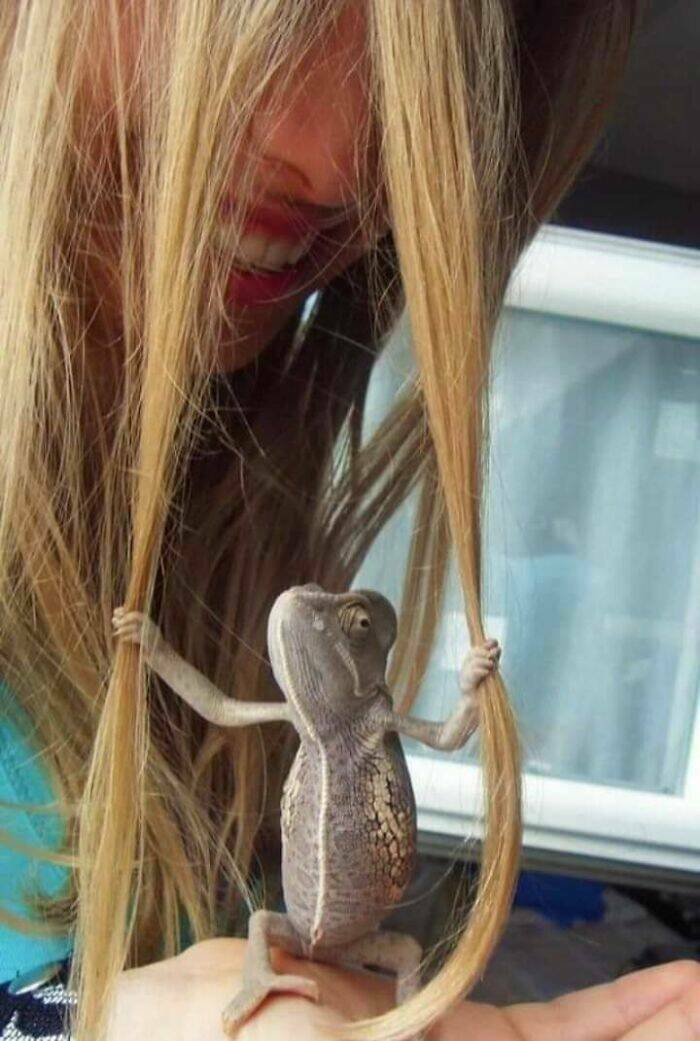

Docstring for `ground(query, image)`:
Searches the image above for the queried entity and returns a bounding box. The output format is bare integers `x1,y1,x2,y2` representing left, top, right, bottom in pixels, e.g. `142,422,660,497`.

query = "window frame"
407,224,700,874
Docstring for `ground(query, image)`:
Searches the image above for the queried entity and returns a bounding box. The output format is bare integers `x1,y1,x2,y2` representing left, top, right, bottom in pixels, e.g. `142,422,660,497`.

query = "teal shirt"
0,684,201,984
0,683,72,983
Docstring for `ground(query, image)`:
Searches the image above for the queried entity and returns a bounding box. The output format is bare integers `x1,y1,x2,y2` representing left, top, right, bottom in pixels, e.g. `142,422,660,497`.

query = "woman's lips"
224,219,357,307
220,197,351,243
225,263,308,307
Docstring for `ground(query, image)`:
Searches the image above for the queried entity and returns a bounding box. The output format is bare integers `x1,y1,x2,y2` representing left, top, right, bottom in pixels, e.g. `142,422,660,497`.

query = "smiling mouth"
224,219,363,306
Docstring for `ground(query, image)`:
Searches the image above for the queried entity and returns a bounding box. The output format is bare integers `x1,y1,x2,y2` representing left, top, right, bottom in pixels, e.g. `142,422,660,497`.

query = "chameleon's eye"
338,602,372,640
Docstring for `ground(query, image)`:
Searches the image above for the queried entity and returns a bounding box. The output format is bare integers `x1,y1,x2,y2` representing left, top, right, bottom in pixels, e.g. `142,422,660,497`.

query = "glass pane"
356,308,700,794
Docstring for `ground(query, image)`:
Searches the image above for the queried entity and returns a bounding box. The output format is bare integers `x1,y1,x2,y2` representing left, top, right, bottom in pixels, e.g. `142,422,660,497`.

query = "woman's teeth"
215,228,316,272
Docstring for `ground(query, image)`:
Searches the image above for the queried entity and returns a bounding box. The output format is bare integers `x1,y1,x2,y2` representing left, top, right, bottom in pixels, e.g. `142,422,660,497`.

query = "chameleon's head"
267,583,397,719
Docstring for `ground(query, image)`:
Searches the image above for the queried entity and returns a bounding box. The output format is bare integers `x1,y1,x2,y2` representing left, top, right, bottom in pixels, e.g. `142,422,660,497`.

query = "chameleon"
112,583,500,1038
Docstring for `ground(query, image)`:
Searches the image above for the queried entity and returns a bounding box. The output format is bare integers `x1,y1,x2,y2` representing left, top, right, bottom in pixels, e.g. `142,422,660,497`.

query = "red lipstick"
219,199,352,308
242,208,314,245
225,264,309,307
220,199,343,243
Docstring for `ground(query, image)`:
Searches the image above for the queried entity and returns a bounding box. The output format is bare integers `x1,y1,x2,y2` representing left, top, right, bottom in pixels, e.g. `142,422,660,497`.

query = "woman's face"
85,1,383,372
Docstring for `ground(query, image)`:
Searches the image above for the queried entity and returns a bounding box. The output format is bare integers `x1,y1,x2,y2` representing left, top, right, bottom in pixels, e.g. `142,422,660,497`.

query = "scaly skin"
281,697,417,951
112,583,500,1041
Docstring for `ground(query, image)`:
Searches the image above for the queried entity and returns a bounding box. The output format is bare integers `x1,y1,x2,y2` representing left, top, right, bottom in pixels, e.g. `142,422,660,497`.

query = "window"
357,2,700,876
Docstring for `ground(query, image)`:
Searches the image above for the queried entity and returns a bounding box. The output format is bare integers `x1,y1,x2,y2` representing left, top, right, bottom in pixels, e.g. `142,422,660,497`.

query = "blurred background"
356,0,700,998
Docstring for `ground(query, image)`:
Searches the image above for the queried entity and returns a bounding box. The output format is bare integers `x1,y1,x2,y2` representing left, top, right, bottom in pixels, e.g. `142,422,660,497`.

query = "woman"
1,1,698,1039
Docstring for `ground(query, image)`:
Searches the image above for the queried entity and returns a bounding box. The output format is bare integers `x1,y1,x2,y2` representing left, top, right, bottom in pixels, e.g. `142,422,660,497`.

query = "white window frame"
408,225,700,874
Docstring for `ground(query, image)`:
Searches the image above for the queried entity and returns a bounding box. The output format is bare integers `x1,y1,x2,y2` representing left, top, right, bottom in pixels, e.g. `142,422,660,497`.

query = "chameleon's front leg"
392,638,501,752
221,910,319,1036
111,608,291,727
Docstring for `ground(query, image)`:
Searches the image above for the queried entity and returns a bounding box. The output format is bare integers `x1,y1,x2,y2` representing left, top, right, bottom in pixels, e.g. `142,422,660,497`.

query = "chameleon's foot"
459,637,501,695
221,971,320,1036
321,930,425,1039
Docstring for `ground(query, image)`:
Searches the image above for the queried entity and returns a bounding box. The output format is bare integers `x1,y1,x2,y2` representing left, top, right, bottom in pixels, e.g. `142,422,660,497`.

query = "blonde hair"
0,2,639,1040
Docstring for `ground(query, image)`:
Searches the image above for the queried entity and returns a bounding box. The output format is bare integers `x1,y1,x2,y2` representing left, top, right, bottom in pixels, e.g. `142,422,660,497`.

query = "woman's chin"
213,301,301,373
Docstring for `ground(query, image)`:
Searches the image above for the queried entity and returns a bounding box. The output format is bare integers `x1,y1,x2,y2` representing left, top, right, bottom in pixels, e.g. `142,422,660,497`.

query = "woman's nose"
249,3,369,210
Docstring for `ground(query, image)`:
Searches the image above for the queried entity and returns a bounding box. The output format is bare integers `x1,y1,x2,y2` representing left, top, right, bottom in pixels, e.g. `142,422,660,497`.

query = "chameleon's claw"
459,639,501,695
221,972,320,1036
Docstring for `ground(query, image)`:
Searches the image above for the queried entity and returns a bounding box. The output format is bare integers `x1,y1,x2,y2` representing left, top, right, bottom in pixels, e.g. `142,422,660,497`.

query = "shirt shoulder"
0,681,72,984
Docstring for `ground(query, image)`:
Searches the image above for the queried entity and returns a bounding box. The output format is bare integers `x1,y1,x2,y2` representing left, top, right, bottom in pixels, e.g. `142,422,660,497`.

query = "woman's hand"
107,939,382,1041
454,958,700,1040
107,937,700,1041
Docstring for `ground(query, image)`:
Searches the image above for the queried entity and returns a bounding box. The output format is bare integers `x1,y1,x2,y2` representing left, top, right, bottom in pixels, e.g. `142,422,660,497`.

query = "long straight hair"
0,2,639,1040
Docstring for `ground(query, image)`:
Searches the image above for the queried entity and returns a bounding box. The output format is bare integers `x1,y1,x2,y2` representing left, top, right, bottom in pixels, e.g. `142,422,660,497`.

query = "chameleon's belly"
280,737,417,951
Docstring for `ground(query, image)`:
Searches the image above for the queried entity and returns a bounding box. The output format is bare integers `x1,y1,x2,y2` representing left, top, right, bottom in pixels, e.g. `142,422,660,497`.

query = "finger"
619,977,700,1040
471,657,496,673
505,961,700,1041
118,611,144,623
112,617,137,630
113,623,141,639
